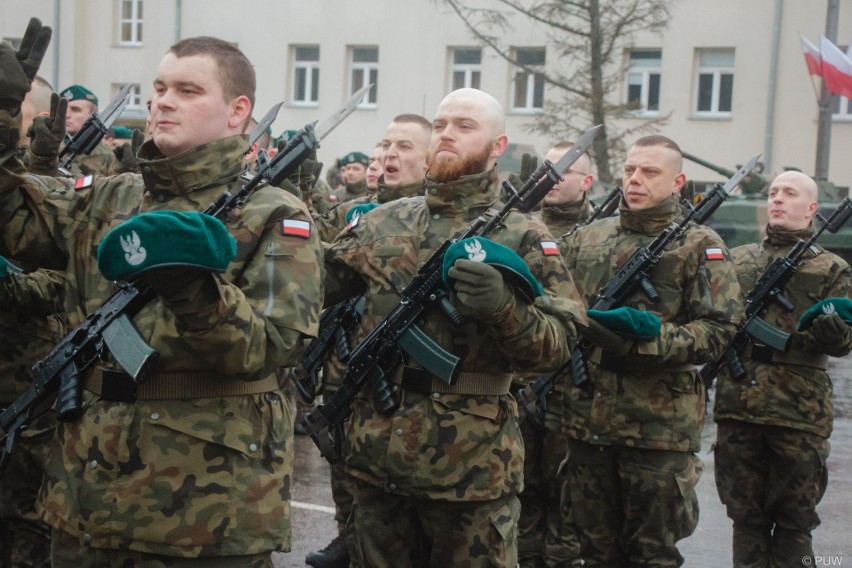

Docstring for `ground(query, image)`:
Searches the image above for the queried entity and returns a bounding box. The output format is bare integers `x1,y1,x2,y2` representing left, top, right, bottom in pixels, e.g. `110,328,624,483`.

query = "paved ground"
275,354,852,567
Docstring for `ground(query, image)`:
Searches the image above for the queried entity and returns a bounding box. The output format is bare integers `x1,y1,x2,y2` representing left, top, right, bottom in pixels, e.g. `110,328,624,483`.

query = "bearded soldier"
322,88,587,567
0,21,322,567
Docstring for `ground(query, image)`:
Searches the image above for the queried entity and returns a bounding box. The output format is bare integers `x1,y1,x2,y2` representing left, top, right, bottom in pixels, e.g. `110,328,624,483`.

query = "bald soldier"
714,171,852,567
322,88,586,567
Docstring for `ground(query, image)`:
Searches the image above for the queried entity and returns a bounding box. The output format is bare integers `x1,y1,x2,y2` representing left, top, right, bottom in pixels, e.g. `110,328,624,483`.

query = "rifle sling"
85,367,279,401
396,366,512,396
743,344,829,371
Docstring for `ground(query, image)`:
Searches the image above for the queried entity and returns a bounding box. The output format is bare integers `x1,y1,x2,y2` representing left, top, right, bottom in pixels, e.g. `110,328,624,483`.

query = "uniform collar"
344,178,368,196
619,194,681,236
376,177,424,203
137,135,248,198
541,194,590,228
423,168,499,214
764,222,814,249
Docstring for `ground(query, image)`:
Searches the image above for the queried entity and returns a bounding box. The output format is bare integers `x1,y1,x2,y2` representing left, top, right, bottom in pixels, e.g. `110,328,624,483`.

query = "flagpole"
814,0,839,180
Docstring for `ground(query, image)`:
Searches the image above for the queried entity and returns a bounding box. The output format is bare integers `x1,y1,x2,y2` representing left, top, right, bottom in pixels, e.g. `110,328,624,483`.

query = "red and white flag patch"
281,219,311,239
705,247,724,261
540,241,560,256
74,175,94,189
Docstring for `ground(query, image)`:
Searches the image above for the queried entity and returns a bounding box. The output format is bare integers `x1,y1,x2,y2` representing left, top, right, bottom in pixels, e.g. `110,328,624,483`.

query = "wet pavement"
275,354,852,567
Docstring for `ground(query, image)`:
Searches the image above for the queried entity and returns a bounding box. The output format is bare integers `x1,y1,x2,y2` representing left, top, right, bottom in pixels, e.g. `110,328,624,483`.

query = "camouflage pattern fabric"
329,178,368,204
324,169,586,564
561,196,741,564
566,439,702,567
350,480,520,568
0,110,323,558
713,224,851,566
0,268,66,568
67,140,121,177
714,421,828,568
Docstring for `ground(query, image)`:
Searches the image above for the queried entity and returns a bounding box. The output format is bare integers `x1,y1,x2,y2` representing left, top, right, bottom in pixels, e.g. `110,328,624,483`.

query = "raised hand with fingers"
0,18,52,112
28,92,67,158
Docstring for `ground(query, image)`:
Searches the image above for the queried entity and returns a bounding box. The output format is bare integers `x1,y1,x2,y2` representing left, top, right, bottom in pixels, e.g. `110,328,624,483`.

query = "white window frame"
694,49,735,117
118,0,143,46
626,50,662,116
511,47,546,113
450,48,482,91
114,82,146,119
350,46,378,109
292,46,320,107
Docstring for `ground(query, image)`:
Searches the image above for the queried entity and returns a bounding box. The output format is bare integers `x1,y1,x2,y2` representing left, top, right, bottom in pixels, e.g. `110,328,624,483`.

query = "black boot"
305,534,350,568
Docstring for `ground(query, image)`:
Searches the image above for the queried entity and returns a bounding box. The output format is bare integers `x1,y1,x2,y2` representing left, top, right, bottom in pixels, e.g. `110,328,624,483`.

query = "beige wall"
2,0,850,188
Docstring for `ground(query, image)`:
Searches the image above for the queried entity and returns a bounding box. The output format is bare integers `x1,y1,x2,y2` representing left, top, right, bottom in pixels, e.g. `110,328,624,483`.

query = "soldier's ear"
227,95,252,131
490,133,509,159
672,172,687,194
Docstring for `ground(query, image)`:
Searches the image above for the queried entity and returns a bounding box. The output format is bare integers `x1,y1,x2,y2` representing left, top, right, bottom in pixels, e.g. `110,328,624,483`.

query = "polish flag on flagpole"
800,35,823,77
819,35,852,99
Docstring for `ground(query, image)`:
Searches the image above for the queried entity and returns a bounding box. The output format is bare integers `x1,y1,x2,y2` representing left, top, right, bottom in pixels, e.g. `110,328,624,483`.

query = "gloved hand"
519,152,538,183
345,202,380,224
27,92,66,157
299,151,317,192
113,128,144,173
811,312,852,350
586,307,661,339
447,259,513,321
576,318,634,358
0,18,52,111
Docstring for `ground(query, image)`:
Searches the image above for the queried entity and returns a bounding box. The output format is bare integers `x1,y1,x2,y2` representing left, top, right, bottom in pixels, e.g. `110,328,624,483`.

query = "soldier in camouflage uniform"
329,151,369,204
58,84,121,176
0,264,65,568
0,25,322,567
516,142,594,568
713,170,852,567
322,88,587,567
562,135,742,566
307,114,432,568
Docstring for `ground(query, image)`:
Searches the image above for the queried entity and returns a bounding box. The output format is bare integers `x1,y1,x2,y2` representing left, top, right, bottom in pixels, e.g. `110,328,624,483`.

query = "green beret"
97,211,236,281
0,256,22,278
587,307,661,339
796,297,852,331
442,237,543,302
345,202,380,223
60,84,99,106
111,125,133,139
339,151,369,167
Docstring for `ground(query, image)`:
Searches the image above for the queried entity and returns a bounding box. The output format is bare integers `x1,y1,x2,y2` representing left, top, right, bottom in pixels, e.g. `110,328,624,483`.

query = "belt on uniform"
587,347,696,373
85,367,280,402
396,366,513,396
744,344,829,370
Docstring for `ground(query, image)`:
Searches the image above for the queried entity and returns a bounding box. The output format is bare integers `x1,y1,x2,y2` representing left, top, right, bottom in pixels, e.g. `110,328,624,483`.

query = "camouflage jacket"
329,178,369,203
0,110,323,556
714,225,852,438
0,268,66,404
64,140,121,177
324,168,586,501
562,196,742,452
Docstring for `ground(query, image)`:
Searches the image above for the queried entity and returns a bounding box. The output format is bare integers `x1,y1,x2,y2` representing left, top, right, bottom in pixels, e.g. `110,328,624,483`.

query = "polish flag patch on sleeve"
540,241,560,256
281,219,311,239
705,247,725,261
74,175,94,189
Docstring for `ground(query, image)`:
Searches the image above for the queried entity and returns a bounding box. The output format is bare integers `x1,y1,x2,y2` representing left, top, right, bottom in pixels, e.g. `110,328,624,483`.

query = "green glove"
520,152,538,183
345,203,380,224
443,237,543,303
27,92,66,158
446,259,513,321
0,18,52,111
97,211,236,282
796,297,852,331
586,307,661,340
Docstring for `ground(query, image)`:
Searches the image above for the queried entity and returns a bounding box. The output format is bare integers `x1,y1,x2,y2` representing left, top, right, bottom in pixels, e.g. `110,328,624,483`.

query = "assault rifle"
568,154,762,388
58,84,133,171
301,125,603,463
700,196,852,386
0,85,372,472
513,185,623,422
292,295,365,403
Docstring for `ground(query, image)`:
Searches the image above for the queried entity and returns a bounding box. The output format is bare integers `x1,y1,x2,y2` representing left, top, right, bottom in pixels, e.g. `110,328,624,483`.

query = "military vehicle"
684,152,852,264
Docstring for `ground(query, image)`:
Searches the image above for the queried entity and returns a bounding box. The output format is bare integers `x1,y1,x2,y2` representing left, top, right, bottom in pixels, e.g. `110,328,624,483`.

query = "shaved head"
437,88,506,138
771,171,818,202
767,170,819,231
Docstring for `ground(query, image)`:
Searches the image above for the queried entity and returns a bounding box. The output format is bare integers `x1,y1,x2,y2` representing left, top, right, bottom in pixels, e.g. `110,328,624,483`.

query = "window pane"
533,75,544,108
353,47,378,63
138,0,143,18
296,47,319,62
630,50,661,67
471,71,481,90
648,73,660,111
454,49,481,64
719,73,733,112
368,69,378,102
311,68,319,101
697,74,714,111
517,49,545,66
137,24,142,42
846,98,852,114
353,68,364,89
452,71,465,90
699,49,734,67
121,23,131,42
627,84,642,108
295,68,307,100
122,1,132,19
514,73,528,108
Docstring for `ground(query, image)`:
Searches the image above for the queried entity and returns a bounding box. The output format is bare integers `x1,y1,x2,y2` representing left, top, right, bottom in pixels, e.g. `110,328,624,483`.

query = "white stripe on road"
291,500,336,514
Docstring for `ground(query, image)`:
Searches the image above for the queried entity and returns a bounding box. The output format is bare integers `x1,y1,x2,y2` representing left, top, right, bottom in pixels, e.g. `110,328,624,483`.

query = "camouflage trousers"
349,480,520,568
517,413,581,567
50,528,274,568
565,439,702,567
0,415,53,568
714,420,829,568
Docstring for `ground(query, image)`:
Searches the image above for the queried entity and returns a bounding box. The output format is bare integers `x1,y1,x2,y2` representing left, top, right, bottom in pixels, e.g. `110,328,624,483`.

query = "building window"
350,47,378,108
626,50,661,115
512,48,545,112
695,49,734,116
293,46,320,105
833,95,852,119
115,83,143,110
119,0,143,45
451,48,481,90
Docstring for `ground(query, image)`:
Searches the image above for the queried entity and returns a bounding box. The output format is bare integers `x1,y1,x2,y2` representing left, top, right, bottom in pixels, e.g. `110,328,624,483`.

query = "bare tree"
439,0,674,182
